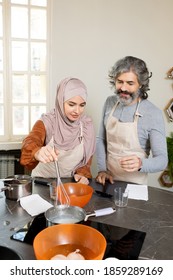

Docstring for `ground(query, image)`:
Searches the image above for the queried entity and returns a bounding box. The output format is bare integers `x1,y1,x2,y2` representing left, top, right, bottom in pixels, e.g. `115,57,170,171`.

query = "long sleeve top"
20,120,93,178
96,95,168,173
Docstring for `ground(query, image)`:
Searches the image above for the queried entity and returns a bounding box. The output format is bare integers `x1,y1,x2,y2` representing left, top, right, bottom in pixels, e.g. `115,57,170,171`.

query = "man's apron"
32,125,84,178
106,101,148,184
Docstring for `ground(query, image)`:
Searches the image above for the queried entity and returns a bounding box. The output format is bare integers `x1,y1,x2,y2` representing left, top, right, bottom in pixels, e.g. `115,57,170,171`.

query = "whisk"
54,152,70,208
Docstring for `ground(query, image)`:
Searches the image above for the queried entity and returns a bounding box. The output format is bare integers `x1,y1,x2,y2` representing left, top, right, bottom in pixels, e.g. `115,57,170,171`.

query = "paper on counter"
20,194,53,216
126,184,148,201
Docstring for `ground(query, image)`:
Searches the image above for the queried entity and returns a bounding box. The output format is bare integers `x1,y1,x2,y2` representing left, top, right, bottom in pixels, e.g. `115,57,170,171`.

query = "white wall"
50,0,173,189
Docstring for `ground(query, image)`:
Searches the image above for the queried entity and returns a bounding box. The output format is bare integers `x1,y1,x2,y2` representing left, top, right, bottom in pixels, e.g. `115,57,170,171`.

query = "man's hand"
119,155,142,172
95,171,114,186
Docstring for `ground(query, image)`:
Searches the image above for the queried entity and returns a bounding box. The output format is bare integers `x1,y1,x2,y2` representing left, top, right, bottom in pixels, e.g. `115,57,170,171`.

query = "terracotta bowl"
33,223,106,260
50,182,93,208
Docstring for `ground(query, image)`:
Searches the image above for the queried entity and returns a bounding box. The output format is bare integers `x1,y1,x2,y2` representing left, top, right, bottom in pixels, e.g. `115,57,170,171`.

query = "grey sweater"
96,95,168,173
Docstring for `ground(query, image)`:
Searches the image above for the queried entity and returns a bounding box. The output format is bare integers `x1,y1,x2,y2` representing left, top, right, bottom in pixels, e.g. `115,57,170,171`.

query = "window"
0,0,50,142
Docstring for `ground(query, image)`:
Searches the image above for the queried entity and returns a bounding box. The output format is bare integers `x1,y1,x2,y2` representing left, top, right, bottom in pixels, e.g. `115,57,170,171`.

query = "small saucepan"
0,174,32,200
45,205,116,226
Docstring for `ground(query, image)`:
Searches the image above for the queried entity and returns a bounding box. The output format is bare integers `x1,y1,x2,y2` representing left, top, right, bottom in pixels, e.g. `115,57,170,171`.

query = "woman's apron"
31,124,84,178
106,101,148,184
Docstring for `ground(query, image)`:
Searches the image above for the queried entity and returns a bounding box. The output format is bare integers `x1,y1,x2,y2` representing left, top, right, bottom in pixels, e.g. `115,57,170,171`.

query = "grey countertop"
0,179,173,260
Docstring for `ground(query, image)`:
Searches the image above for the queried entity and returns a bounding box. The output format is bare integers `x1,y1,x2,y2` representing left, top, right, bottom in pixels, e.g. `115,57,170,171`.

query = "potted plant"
159,133,173,187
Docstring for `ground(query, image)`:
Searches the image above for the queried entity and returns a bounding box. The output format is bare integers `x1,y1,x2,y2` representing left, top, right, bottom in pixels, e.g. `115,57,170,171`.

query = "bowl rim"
63,182,93,191
33,223,107,248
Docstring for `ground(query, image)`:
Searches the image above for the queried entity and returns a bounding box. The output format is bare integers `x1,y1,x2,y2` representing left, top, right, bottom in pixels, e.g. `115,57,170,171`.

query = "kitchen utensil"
54,157,70,207
34,177,54,186
49,181,93,207
45,205,116,226
33,223,107,260
0,174,32,200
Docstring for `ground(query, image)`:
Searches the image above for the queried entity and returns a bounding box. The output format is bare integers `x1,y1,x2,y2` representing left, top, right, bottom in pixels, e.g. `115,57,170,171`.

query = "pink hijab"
41,77,96,168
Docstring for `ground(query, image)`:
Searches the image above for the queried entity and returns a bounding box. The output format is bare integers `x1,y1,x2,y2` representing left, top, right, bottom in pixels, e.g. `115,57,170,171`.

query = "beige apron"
32,124,84,178
106,101,148,184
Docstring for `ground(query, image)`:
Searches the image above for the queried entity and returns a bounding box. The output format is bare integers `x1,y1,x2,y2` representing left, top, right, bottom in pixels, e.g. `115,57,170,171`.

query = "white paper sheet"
126,184,148,201
20,194,53,216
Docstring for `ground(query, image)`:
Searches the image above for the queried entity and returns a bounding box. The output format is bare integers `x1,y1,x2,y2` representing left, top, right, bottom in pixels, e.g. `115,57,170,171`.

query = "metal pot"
0,174,32,200
45,205,86,226
45,205,116,226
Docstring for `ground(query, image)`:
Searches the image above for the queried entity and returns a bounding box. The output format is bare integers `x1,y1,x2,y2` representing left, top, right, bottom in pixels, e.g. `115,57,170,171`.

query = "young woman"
20,77,96,184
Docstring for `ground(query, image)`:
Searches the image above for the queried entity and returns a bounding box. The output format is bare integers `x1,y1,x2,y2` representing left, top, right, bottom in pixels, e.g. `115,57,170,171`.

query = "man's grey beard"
115,89,141,106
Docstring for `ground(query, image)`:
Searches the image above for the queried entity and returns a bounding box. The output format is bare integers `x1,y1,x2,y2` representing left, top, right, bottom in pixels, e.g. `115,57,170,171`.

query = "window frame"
0,0,51,143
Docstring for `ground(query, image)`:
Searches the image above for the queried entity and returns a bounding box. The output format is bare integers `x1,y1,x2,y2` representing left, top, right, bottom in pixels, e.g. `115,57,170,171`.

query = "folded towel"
20,194,53,216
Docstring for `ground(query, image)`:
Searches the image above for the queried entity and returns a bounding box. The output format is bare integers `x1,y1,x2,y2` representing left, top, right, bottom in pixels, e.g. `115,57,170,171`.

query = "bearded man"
96,56,168,185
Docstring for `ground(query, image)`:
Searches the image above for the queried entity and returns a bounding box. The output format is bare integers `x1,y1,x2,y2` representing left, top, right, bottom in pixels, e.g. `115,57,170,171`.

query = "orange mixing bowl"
33,223,107,260
50,182,93,208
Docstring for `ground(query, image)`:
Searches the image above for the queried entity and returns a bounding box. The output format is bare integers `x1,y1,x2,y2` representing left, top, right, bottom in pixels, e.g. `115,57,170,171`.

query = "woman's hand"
95,171,114,186
74,174,89,185
34,145,59,163
119,155,142,172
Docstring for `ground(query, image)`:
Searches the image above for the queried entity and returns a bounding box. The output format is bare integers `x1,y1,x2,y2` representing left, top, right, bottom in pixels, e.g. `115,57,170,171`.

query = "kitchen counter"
0,179,173,260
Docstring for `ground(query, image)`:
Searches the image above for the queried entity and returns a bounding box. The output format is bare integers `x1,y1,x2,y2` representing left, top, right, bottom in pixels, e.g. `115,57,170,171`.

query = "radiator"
0,155,16,178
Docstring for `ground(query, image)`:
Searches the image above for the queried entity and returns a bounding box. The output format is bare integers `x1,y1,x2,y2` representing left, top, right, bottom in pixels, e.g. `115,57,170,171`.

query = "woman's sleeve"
75,157,93,178
20,120,46,170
